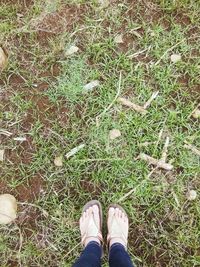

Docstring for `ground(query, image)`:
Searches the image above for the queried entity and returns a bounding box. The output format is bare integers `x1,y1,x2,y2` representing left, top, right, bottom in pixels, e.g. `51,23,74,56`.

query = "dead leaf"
109,129,121,140
170,54,181,63
54,156,63,167
65,45,79,56
187,190,197,201
83,80,100,91
114,34,123,44
65,144,85,159
0,149,4,161
0,194,17,224
192,108,200,119
0,47,8,71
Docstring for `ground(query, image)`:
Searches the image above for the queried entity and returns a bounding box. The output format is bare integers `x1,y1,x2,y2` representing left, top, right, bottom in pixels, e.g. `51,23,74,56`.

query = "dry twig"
118,91,159,115
140,153,173,170
139,136,173,171
118,97,147,114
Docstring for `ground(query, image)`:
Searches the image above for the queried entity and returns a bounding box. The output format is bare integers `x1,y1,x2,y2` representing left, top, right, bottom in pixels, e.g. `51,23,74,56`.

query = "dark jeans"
72,241,134,267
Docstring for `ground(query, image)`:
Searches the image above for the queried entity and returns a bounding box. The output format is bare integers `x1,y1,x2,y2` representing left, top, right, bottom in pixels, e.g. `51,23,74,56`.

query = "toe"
88,206,93,215
109,207,115,217
93,205,99,214
115,208,120,217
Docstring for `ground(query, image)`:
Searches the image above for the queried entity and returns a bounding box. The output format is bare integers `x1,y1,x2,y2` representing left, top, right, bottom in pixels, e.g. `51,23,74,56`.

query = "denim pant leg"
72,241,102,267
109,243,135,267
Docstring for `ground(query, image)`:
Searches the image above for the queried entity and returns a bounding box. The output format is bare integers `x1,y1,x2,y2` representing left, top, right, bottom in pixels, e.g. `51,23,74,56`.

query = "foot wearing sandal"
107,205,129,249
80,201,103,247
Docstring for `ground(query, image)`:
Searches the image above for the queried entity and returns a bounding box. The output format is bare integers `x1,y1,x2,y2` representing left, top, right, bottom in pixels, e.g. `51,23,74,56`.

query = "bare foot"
80,204,102,247
107,206,129,249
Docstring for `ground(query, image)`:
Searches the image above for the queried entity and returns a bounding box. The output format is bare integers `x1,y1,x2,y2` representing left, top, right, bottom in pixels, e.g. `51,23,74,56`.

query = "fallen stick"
118,97,147,114
140,153,173,170
0,129,12,136
160,136,170,162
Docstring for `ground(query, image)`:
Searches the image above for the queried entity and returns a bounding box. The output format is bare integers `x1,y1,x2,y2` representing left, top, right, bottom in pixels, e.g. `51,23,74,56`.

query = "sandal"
80,200,103,247
107,204,129,250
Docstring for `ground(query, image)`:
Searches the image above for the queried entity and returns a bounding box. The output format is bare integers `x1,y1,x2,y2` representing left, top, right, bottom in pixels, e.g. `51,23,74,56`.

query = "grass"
0,0,200,266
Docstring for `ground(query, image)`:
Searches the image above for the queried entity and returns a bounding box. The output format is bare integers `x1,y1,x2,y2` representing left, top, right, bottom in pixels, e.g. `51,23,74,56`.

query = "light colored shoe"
107,204,129,250
80,200,103,247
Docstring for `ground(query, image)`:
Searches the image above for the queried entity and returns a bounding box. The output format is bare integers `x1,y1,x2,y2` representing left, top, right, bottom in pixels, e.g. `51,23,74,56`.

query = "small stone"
187,190,197,201
54,156,63,167
98,0,109,8
0,149,4,161
65,45,79,56
0,47,8,71
83,80,100,91
109,129,121,140
0,194,17,224
13,137,27,142
192,109,200,119
170,54,181,63
114,34,123,44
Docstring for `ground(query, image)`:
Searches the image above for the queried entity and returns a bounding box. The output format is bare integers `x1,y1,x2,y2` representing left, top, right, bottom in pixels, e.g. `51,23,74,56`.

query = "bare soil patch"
16,174,45,202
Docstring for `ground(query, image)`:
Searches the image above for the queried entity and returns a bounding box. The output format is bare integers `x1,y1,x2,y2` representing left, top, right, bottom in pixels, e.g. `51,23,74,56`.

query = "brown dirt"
15,174,45,202
6,136,35,164
33,4,87,46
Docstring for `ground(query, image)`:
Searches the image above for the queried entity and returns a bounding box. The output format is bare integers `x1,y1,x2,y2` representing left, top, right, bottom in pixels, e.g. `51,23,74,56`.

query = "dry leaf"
114,34,123,44
192,108,200,119
187,190,197,201
0,149,4,161
54,156,63,167
109,129,121,140
65,45,79,56
0,47,8,71
83,80,100,91
65,144,85,159
170,54,181,63
0,194,17,224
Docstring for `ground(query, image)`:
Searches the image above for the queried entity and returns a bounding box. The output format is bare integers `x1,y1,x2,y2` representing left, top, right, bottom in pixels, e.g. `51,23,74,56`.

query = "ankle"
84,237,101,247
109,237,126,249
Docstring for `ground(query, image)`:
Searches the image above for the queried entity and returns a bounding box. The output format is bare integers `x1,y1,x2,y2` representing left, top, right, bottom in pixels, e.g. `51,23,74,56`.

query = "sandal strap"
107,233,127,249
81,232,103,246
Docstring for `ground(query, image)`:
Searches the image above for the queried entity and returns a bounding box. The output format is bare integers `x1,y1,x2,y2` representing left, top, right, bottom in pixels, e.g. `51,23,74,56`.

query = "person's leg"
73,241,102,267
109,243,134,267
72,200,103,267
107,205,135,267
